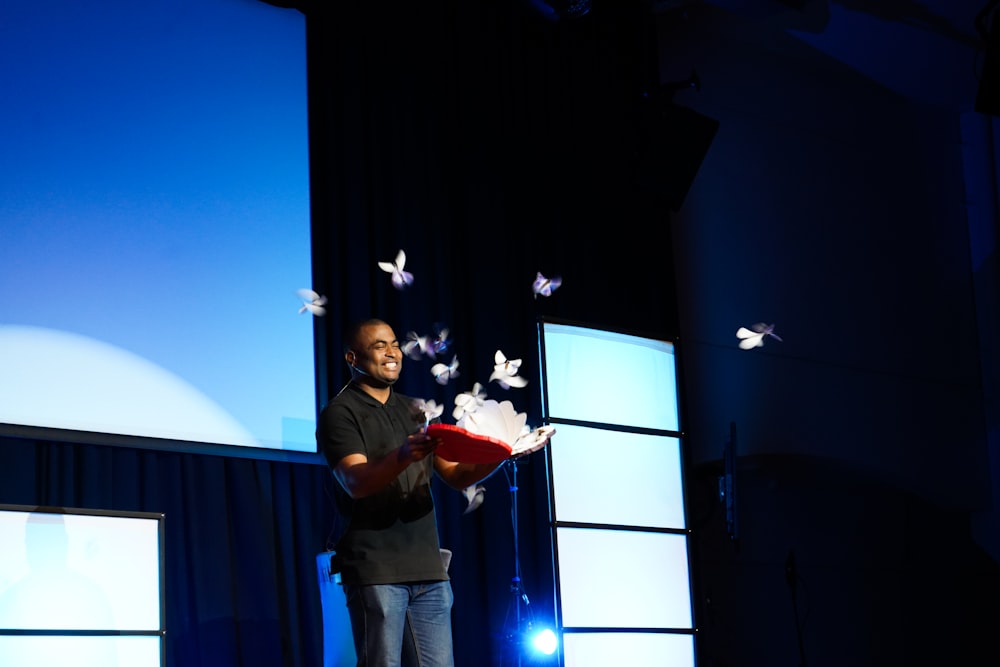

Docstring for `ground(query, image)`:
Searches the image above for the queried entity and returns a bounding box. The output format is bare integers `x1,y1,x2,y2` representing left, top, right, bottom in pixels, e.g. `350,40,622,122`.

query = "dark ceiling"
526,0,997,113
698,0,993,112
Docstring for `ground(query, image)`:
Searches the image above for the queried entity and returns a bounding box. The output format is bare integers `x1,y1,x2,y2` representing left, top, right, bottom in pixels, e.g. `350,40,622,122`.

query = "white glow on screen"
0,0,315,455
0,326,257,448
550,424,686,529
561,632,695,667
555,528,692,629
541,323,678,431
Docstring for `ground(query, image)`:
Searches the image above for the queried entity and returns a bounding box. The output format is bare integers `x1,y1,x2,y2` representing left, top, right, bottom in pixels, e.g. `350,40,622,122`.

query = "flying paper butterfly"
462,484,485,514
453,382,487,421
378,249,414,290
489,349,528,389
532,272,562,298
431,355,460,385
410,398,444,429
427,324,452,359
402,331,431,360
736,322,783,350
296,289,327,316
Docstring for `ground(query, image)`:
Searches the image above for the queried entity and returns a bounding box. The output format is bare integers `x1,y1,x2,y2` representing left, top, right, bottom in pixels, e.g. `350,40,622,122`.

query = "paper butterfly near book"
461,483,485,514
489,349,528,389
532,272,562,298
378,249,414,290
431,355,460,385
410,398,444,428
736,322,783,349
453,382,487,421
296,289,327,317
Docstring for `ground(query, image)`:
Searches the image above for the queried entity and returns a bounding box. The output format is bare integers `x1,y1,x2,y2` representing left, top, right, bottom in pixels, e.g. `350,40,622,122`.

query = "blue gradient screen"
0,0,316,457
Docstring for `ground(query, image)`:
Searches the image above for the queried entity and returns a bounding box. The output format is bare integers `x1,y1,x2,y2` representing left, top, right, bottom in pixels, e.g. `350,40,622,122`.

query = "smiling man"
317,318,504,667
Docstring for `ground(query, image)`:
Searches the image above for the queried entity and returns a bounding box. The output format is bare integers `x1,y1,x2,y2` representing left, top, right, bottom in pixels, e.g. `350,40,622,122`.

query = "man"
317,318,504,667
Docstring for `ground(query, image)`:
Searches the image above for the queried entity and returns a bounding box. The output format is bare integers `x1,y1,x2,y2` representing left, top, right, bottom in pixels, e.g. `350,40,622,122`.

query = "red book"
427,423,513,464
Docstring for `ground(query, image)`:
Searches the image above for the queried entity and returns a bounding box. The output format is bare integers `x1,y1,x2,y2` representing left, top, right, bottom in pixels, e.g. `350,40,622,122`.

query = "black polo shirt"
317,383,447,586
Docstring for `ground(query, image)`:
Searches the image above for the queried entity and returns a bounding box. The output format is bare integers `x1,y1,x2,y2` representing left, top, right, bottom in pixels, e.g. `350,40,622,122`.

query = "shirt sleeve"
317,400,367,468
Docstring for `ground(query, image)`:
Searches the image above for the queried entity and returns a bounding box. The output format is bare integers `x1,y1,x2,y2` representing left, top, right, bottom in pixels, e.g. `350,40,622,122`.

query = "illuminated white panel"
0,635,162,667
550,424,686,529
561,632,695,667
556,528,692,629
541,323,678,431
0,509,162,631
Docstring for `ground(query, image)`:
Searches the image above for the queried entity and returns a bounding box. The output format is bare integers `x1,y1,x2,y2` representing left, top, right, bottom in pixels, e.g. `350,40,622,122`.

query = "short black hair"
343,318,390,354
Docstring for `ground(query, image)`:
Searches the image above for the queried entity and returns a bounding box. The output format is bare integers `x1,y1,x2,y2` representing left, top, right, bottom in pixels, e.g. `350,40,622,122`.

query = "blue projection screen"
0,0,318,459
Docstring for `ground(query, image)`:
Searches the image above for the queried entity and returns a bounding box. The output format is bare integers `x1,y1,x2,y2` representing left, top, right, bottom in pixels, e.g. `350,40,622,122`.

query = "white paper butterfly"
461,483,485,514
427,325,451,359
430,355,460,385
489,349,528,389
403,326,451,360
736,322,783,349
532,272,562,298
296,288,327,316
377,249,414,290
410,398,444,428
402,331,430,360
453,382,487,421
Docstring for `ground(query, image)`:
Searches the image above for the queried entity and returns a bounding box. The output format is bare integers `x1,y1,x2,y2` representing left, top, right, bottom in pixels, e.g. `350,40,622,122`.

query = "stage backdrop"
0,1,683,665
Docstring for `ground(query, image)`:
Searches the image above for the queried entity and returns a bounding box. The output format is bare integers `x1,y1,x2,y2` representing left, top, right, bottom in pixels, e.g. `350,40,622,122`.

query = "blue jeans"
343,581,455,667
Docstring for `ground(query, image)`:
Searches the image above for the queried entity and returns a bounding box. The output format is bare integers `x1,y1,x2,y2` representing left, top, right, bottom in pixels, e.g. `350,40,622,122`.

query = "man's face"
353,322,402,387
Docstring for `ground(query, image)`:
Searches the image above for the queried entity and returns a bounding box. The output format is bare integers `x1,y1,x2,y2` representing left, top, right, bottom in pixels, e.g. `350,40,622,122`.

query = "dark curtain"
0,1,682,665
0,436,334,667
307,4,679,662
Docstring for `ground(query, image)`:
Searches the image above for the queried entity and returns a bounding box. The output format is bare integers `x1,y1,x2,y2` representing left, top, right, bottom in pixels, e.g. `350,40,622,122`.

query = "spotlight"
529,627,559,656
506,625,559,664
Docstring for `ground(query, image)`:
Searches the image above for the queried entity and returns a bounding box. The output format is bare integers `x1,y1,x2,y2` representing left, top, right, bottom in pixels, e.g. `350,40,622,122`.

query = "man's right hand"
399,430,439,463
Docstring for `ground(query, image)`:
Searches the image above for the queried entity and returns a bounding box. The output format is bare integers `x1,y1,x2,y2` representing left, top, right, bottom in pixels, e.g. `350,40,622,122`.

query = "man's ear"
346,350,357,367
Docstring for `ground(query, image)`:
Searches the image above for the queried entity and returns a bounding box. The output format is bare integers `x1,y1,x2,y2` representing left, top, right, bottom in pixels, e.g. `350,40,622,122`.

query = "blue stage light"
529,627,558,656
